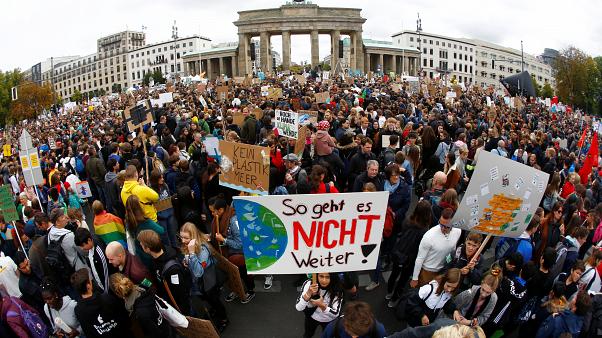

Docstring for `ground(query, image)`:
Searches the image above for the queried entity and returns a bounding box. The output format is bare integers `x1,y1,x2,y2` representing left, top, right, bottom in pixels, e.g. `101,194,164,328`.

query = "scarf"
384,180,400,194
124,286,144,314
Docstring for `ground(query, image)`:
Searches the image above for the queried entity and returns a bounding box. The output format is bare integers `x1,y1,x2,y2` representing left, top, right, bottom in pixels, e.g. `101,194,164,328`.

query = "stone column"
378,54,384,74
365,53,370,73
230,56,237,77
310,30,319,67
330,30,340,71
260,31,270,72
403,57,409,76
237,33,249,76
207,58,213,80
354,30,364,73
218,58,224,78
391,55,397,75
282,30,291,71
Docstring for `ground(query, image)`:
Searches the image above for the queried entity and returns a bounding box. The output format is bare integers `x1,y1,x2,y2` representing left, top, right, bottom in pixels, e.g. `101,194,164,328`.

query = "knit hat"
317,121,330,131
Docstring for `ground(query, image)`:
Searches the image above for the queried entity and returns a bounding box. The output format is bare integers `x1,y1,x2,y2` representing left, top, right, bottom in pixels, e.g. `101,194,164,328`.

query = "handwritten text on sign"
219,140,270,195
274,110,298,139
232,192,388,274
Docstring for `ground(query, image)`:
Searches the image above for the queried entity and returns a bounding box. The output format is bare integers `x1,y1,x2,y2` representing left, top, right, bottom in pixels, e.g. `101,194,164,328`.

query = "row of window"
408,36,473,52
131,64,181,81
131,41,198,58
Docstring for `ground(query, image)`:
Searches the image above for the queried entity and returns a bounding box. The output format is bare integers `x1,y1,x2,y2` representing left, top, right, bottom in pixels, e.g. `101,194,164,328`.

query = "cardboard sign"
391,84,402,93
124,101,153,132
267,87,283,100
451,151,549,238
515,97,524,110
76,181,93,199
196,83,207,93
274,110,299,139
218,141,270,195
314,91,330,104
298,110,318,126
381,134,399,148
175,317,219,338
294,74,306,85
233,77,245,85
232,192,388,274
295,126,308,155
216,86,228,102
453,85,463,98
48,138,56,150
159,92,173,104
0,185,19,222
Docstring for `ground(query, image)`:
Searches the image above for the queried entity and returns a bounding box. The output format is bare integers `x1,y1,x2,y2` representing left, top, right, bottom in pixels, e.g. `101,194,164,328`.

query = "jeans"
158,208,179,248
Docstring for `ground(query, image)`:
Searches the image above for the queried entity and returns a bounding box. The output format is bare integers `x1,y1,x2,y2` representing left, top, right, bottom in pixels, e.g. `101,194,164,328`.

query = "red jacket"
311,182,339,194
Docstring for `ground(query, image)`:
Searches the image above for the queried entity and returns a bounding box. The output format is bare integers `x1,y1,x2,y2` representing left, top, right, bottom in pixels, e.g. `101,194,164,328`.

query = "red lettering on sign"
293,221,316,250
323,220,338,249
339,219,356,246
359,215,381,243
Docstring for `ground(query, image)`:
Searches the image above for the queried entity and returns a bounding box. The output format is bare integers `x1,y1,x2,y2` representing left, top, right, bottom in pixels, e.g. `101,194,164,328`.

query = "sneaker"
365,281,380,291
385,292,394,300
217,319,230,333
240,291,255,304
264,275,273,290
387,298,400,308
224,292,238,302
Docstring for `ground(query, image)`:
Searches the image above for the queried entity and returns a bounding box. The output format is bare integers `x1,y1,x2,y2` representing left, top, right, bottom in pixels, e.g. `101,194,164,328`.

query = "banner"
0,185,19,222
76,181,93,199
232,192,388,274
451,151,549,238
202,137,220,157
218,141,270,195
274,110,298,139
267,87,283,100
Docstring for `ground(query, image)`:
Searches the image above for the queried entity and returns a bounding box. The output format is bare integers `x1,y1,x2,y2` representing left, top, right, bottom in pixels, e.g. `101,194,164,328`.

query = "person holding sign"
295,272,344,338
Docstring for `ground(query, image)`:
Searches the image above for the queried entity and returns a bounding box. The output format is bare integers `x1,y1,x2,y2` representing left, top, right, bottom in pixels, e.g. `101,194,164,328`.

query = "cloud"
1,0,599,71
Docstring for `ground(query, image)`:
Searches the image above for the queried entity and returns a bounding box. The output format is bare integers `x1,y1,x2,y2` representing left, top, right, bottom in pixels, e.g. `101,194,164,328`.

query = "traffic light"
492,60,495,69
338,40,344,58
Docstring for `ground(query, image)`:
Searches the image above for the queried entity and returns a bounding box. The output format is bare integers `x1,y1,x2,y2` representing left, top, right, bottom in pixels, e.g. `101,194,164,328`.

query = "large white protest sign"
452,151,549,238
274,109,298,139
232,192,388,274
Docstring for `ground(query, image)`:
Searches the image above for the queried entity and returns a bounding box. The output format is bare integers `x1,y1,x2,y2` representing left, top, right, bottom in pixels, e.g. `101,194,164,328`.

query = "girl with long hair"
149,169,178,247
125,194,166,270
453,271,502,327
533,202,564,262
179,222,229,332
309,164,339,194
295,272,344,338
406,268,462,327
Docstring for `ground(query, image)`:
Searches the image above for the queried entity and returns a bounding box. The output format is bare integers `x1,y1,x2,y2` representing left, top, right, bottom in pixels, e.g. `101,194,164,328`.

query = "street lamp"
172,20,178,80
417,13,422,76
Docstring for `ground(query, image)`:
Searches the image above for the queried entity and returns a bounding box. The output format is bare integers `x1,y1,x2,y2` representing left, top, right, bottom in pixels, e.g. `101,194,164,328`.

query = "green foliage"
143,70,166,86
71,89,82,103
553,46,601,113
9,82,53,122
289,65,304,74
541,82,554,98
0,69,24,126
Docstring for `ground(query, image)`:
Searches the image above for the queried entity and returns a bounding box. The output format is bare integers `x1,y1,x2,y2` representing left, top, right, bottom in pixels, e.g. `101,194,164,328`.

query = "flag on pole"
577,129,588,149
579,132,599,184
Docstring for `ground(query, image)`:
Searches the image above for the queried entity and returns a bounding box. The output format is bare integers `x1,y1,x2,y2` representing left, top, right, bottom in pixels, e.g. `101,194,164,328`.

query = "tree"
143,70,166,86
71,89,83,103
111,83,122,93
531,75,542,97
0,69,24,126
321,63,331,71
541,82,554,98
289,65,304,74
553,46,601,112
8,82,53,122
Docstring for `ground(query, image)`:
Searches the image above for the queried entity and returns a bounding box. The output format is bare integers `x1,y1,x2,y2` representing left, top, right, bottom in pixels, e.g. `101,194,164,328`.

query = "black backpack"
45,234,74,283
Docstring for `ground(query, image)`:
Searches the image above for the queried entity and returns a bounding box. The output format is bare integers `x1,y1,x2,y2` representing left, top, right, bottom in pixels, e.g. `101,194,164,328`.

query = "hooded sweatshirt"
152,247,190,315
47,226,87,271
315,130,335,156
120,180,159,222
535,309,583,338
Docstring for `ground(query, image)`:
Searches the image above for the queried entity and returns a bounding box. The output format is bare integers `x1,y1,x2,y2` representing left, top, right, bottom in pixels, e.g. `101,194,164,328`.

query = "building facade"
128,35,211,86
52,31,145,100
392,30,554,89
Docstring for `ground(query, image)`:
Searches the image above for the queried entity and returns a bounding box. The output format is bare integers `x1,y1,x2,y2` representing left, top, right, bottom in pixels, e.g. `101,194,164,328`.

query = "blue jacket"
535,310,583,338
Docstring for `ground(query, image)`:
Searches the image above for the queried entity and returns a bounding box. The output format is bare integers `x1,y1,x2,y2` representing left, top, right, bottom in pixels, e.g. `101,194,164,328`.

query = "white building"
52,31,146,100
128,35,212,86
392,30,554,89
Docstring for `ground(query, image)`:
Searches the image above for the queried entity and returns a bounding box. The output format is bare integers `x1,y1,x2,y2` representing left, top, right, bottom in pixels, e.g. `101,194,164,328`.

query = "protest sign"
48,137,56,149
260,86,269,97
159,92,173,104
391,84,402,93
219,140,270,195
267,87,283,100
294,126,308,155
232,192,388,274
3,144,11,157
314,91,330,104
0,185,19,222
203,136,220,157
216,86,228,102
19,130,43,187
75,181,93,199
298,110,318,126
196,83,207,93
274,110,299,139
451,151,549,238
453,85,463,98
124,101,152,132
381,134,399,148
233,77,245,85
294,74,306,85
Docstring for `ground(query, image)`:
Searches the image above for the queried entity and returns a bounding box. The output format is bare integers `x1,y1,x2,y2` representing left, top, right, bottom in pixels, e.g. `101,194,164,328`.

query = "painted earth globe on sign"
233,200,288,271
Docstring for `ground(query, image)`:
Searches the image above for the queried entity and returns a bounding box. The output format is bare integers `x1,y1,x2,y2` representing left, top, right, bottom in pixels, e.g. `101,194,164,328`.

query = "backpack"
549,241,579,278
383,207,395,238
495,237,529,261
395,283,435,321
6,297,48,338
45,234,74,283
75,155,85,175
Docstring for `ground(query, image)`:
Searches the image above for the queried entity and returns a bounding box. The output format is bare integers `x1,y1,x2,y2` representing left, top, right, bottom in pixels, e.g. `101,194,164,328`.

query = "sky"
1,0,601,71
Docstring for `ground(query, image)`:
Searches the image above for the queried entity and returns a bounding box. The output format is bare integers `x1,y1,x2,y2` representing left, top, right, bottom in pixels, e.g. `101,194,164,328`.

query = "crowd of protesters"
0,68,601,338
